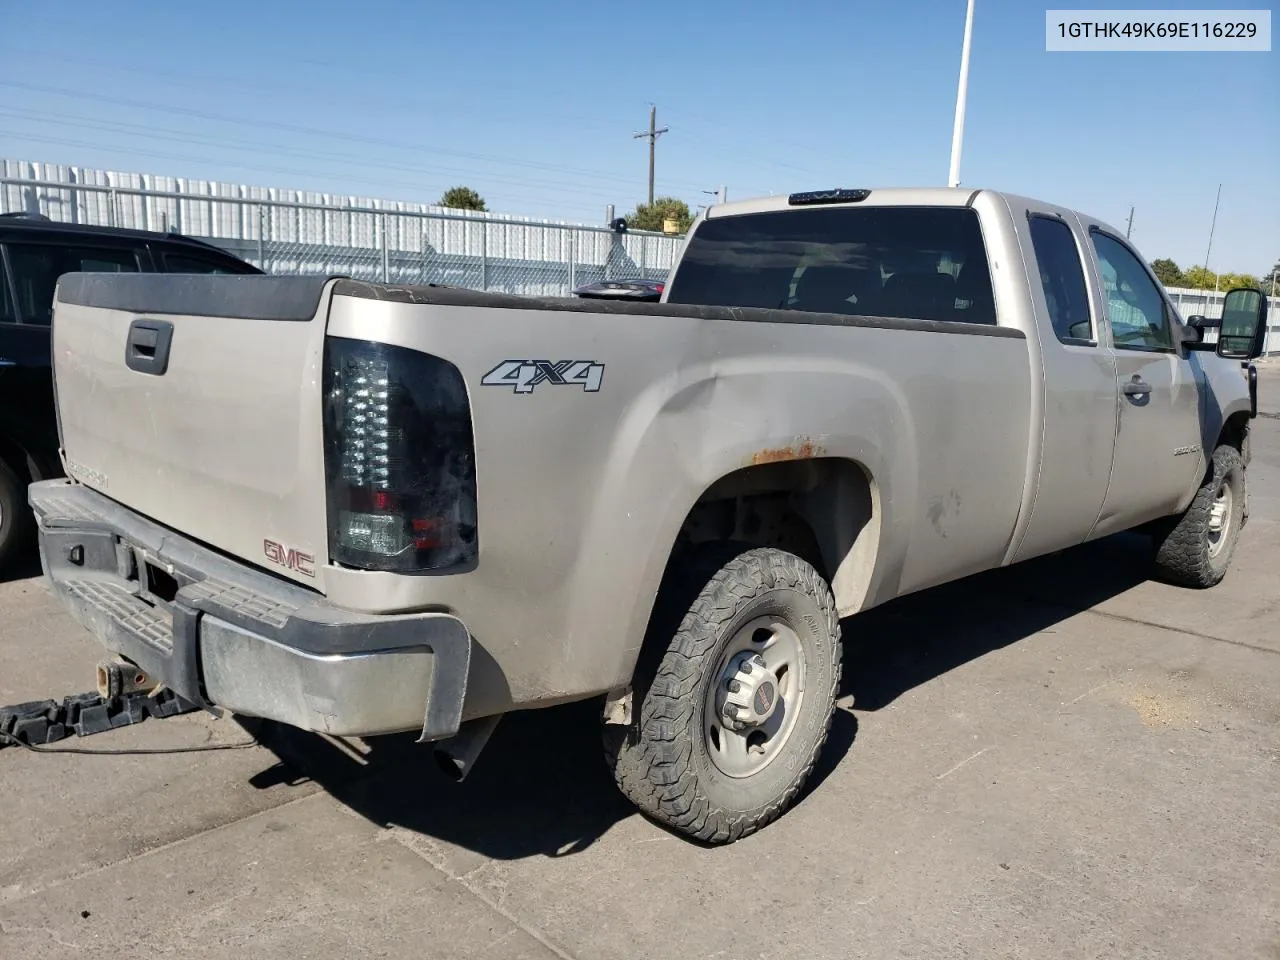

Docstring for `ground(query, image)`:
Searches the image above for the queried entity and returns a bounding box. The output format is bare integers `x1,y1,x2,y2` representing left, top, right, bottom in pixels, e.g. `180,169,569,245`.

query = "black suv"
0,214,261,567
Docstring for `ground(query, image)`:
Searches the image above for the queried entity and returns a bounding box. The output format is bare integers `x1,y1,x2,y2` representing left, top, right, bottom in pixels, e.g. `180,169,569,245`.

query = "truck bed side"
319,284,1033,713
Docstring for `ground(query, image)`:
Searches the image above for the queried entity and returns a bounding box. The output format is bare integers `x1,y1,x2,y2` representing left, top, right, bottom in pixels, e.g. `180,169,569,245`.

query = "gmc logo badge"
264,538,316,578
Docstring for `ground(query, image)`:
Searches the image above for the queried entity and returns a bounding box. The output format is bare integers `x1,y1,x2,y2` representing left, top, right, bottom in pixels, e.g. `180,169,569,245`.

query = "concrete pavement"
2,411,1278,958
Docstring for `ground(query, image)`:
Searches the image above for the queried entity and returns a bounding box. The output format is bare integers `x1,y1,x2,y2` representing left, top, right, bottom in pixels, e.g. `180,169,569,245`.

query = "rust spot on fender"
750,438,825,465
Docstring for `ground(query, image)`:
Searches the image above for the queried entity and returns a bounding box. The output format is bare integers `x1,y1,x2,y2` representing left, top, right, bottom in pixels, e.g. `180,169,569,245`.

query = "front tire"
1152,444,1246,588
606,544,842,844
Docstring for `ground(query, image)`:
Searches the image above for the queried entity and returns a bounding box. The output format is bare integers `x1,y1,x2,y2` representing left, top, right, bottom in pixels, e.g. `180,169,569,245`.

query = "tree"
1217,272,1261,291
1180,265,1216,289
1150,258,1183,287
439,186,487,211
625,196,693,233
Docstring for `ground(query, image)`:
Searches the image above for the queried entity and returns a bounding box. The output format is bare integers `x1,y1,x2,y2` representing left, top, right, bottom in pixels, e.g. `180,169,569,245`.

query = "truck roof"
700,187,1129,252
704,187,982,220
0,214,241,257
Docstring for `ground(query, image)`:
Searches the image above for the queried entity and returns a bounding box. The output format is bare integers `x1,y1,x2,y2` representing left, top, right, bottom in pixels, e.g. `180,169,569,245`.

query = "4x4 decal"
481,360,605,394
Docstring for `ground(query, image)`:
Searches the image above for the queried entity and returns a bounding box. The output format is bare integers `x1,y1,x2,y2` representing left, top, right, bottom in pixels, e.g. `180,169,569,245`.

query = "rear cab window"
666,205,997,326
4,243,141,326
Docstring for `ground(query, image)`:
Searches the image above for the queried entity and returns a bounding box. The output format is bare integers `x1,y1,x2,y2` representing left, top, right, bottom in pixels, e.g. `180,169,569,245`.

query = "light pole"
948,0,976,188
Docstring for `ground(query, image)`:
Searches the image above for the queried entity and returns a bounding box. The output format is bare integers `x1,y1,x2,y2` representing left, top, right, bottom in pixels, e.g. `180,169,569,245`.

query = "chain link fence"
1,174,684,297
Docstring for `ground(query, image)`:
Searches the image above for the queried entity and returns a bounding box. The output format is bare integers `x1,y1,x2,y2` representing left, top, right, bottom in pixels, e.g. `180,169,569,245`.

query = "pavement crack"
1014,593,1279,657
384,825,580,960
935,746,993,780
0,787,324,908
0,918,81,951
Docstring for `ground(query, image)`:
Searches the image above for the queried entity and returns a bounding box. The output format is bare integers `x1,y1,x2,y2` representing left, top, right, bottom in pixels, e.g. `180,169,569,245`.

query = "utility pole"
633,105,668,207
1125,205,1135,239
947,0,976,188
702,185,728,206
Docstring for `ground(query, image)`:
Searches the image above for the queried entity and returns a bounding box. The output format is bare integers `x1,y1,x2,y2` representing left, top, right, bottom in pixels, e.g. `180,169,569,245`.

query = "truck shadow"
245,531,1152,860
842,531,1153,711
0,552,43,585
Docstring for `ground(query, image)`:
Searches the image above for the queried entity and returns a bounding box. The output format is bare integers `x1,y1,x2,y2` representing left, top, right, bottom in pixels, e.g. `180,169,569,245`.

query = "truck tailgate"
51,273,334,589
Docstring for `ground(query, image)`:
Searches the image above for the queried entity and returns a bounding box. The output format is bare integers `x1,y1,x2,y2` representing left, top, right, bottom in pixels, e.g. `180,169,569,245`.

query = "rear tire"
605,543,842,844
1151,444,1246,588
0,455,34,571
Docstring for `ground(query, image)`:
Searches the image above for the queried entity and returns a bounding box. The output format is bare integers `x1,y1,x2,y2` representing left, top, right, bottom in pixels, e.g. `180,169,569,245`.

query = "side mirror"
1217,287,1269,360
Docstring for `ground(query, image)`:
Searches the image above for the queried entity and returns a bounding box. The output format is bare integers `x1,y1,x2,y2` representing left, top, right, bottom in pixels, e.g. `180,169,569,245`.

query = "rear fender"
565,359,914,693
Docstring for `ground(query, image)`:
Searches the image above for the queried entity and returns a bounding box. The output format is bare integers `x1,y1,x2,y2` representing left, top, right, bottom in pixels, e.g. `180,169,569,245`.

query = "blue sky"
1,0,1276,274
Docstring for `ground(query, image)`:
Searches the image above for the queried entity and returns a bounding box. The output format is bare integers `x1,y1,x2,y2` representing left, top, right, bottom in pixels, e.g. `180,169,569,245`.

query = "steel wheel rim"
1207,480,1233,558
703,615,807,779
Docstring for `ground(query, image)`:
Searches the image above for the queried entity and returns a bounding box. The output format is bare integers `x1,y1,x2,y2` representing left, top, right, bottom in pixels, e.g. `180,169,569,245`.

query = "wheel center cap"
721,653,779,728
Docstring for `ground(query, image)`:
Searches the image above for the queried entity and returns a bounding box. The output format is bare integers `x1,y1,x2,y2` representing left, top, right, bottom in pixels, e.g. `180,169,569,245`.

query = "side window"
0,254,16,325
1028,216,1093,344
6,243,140,326
162,252,243,274
1089,232,1173,350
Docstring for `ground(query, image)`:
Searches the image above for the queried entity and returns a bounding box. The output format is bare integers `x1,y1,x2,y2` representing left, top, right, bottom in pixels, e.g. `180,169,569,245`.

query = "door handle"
124,319,174,376
1123,378,1152,396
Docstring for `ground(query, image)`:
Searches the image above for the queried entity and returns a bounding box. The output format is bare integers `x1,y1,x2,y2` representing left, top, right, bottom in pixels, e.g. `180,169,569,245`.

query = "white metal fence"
0,161,685,296
2,161,1276,348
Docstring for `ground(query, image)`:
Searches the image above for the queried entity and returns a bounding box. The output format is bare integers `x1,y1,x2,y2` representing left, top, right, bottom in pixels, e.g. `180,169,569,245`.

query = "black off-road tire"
605,543,842,844
0,456,34,571
1151,444,1246,588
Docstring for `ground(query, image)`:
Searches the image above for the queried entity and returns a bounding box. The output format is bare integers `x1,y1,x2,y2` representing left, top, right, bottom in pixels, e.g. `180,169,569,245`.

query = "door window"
1028,216,1093,344
161,251,248,274
6,243,141,325
1089,232,1174,351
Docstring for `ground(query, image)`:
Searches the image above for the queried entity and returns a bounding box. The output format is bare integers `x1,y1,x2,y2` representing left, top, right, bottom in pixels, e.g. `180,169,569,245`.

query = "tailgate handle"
125,319,174,375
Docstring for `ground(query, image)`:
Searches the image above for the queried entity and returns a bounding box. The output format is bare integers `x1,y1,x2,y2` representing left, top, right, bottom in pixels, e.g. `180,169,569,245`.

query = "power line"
0,108,633,203
25,54,628,138
0,131,621,219
0,81,708,193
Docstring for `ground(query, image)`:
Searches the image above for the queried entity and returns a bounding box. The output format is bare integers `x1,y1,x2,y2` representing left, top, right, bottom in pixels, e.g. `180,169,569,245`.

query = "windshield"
666,205,997,326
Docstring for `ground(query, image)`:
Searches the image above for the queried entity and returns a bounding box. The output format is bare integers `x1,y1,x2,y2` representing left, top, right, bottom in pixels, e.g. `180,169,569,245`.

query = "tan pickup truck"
29,187,1269,843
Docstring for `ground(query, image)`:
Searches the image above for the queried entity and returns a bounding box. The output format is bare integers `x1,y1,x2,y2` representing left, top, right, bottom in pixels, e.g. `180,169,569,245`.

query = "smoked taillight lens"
322,336,478,572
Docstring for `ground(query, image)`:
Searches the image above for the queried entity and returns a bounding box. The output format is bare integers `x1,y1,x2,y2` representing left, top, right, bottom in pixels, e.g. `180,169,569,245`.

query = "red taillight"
322,337,478,573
